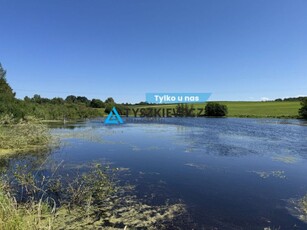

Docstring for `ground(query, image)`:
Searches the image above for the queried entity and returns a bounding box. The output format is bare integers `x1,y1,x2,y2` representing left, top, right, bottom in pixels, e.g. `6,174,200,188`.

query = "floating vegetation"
53,128,130,149
130,145,162,152
287,194,307,223
139,171,160,176
184,147,195,153
250,170,286,179
24,178,187,230
272,155,299,164
185,163,207,170
302,195,307,218
0,161,187,229
51,194,186,230
53,128,106,143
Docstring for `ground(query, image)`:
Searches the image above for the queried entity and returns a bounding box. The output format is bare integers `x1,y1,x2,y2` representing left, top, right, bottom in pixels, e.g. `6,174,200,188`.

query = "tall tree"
90,99,105,108
105,97,115,104
299,98,307,119
0,63,23,117
0,63,15,100
65,95,77,103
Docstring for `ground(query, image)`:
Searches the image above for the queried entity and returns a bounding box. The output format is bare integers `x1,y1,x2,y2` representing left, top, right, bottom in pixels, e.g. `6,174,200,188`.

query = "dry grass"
0,114,51,156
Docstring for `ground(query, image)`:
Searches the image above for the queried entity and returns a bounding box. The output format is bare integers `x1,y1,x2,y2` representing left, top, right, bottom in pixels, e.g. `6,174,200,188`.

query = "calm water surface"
5,118,307,229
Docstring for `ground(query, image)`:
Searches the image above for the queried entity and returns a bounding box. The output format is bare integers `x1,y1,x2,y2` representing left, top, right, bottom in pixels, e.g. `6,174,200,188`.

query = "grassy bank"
0,183,54,230
130,101,301,118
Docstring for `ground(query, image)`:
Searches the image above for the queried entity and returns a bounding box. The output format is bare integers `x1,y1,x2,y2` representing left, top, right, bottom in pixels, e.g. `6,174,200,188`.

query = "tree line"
0,63,125,120
275,97,307,102
0,63,306,119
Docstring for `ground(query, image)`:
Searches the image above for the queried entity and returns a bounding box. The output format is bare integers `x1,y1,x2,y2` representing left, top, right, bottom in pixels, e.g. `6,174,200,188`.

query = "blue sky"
0,0,306,103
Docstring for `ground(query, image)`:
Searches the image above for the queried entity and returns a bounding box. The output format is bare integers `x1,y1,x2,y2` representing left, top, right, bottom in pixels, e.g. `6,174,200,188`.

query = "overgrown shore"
0,161,186,230
0,115,52,156
0,116,186,229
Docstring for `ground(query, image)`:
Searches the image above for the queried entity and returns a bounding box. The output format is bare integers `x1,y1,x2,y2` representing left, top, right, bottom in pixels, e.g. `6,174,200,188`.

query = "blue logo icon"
104,107,124,124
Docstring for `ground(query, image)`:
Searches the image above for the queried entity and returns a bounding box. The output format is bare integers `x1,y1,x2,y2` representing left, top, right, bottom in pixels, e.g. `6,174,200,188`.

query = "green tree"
76,96,89,105
24,96,31,102
299,98,307,119
31,94,42,104
90,99,105,108
51,97,64,105
0,63,23,118
115,104,127,115
104,104,114,114
104,97,116,114
65,95,77,103
0,63,15,100
205,102,228,117
105,97,115,104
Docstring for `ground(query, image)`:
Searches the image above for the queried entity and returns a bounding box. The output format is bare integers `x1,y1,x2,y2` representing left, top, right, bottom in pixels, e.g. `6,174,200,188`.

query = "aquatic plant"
272,155,299,164
1,161,186,229
301,194,307,215
250,170,286,179
0,115,52,155
185,163,207,170
287,194,307,224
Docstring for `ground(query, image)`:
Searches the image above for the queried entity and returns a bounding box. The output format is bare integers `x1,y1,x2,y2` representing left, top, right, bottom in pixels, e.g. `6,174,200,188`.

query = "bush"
175,104,195,117
299,98,307,119
90,99,105,108
104,103,127,115
104,103,114,114
205,102,228,117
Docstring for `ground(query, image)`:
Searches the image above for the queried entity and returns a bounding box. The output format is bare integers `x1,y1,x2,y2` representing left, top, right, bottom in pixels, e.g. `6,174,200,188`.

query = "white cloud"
260,97,270,101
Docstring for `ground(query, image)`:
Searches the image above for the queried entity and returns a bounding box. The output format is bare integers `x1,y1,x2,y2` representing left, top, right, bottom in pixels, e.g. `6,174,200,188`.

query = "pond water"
3,118,307,229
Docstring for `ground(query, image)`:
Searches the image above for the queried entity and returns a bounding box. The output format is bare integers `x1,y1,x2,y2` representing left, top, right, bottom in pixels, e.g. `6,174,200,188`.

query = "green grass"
130,101,301,118
221,101,300,118
0,182,54,230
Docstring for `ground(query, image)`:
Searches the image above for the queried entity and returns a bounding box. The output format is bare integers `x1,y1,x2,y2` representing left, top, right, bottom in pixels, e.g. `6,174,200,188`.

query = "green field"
130,101,301,118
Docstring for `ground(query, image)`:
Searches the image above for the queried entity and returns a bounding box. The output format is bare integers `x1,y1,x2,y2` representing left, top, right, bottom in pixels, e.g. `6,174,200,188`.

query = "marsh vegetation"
0,114,52,155
0,160,186,230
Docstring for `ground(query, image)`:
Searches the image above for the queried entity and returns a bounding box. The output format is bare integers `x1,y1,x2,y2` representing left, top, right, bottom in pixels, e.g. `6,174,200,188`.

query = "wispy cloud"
260,97,270,101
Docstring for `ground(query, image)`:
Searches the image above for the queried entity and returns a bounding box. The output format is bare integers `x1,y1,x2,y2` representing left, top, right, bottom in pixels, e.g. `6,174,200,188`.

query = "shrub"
90,99,105,108
299,98,307,119
104,103,127,115
205,102,228,117
104,103,114,114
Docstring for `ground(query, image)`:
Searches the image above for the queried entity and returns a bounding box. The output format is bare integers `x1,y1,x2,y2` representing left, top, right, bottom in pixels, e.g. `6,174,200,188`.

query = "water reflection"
2,118,307,229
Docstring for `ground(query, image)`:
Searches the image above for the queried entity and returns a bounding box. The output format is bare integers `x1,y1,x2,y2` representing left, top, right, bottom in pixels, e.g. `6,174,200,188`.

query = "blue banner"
146,93,211,104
